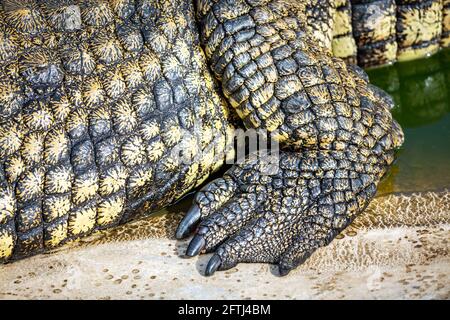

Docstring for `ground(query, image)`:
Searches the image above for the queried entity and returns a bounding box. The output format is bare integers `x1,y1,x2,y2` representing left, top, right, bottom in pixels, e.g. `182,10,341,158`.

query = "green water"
368,49,450,195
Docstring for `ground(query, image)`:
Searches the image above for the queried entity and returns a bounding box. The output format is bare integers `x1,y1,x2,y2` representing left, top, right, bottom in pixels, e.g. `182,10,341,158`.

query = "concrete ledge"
0,190,449,299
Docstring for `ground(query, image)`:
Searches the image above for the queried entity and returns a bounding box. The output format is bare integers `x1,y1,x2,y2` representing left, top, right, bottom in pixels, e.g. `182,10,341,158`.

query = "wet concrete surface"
0,190,448,299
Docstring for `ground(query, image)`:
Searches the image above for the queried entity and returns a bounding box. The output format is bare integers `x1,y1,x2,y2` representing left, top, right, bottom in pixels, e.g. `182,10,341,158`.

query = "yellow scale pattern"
0,0,233,262
397,0,444,61
443,0,450,46
332,0,358,65
330,0,449,67
0,0,446,264
293,1,449,68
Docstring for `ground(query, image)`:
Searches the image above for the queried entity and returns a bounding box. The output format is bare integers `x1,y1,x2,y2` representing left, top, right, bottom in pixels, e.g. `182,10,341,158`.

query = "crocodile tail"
332,0,358,65
442,0,450,47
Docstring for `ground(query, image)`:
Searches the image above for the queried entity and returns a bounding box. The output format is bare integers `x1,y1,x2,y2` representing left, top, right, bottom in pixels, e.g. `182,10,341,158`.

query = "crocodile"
3,0,444,277
326,0,450,67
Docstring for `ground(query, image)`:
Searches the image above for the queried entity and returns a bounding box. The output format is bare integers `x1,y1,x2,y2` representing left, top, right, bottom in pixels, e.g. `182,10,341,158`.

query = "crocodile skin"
396,0,443,61
176,0,403,275
349,0,448,67
3,0,442,276
0,0,233,262
443,0,450,47
332,0,357,64
351,0,398,67
305,0,336,51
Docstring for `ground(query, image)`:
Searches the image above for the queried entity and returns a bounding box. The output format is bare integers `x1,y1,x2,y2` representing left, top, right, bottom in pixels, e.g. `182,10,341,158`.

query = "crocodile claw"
176,204,201,239
205,254,221,276
186,234,205,256
177,145,399,276
278,265,291,277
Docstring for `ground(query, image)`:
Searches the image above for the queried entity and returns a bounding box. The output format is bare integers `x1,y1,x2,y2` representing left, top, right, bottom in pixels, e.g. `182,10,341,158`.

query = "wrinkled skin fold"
0,0,405,276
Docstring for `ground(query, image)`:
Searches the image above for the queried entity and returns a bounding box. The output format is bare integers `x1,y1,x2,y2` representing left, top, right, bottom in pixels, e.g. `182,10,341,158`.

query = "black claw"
186,234,206,257
176,204,201,239
205,254,221,276
278,265,291,277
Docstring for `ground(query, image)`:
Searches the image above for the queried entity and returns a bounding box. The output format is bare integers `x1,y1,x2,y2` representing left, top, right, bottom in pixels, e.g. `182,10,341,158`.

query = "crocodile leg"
178,0,404,275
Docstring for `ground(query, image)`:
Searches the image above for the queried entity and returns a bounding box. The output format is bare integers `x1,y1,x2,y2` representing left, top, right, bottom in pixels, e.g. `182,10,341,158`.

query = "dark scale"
0,0,232,262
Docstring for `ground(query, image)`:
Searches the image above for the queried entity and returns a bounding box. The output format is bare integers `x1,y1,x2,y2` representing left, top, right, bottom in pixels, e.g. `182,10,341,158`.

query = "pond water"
369,49,450,195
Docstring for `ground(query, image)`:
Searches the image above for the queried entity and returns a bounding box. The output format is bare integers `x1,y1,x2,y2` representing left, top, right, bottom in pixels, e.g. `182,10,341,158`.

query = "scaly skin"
349,0,449,67
175,0,403,276
0,0,412,276
332,0,358,65
0,0,233,262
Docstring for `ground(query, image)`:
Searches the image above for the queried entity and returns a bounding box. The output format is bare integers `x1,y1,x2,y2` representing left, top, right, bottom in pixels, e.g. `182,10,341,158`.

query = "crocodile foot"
176,149,382,276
